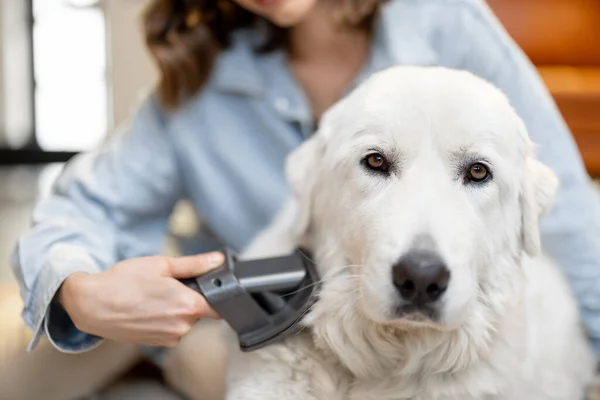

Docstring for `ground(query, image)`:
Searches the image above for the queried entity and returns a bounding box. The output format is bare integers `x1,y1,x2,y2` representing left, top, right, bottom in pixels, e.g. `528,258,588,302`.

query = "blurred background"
0,0,598,396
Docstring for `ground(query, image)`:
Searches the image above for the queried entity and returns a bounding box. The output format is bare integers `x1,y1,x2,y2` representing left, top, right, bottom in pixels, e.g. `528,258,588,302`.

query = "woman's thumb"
166,252,225,279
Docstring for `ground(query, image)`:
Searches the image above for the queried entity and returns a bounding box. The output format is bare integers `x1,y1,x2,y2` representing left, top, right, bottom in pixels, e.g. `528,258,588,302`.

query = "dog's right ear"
285,132,327,243
285,97,346,243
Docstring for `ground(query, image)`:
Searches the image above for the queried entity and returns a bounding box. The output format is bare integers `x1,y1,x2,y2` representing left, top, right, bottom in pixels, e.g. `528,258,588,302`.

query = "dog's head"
287,66,558,331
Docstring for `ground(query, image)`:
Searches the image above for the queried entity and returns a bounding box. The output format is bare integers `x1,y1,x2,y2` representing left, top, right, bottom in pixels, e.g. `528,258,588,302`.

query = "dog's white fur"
221,66,597,399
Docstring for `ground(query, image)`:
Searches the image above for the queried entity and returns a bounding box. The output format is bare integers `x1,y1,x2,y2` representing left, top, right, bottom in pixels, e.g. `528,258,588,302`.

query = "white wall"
0,0,4,146
0,0,34,148
0,0,157,146
104,0,157,129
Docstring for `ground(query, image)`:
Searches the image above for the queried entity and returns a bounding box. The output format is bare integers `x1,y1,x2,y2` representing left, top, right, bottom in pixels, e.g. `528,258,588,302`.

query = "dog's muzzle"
392,250,450,319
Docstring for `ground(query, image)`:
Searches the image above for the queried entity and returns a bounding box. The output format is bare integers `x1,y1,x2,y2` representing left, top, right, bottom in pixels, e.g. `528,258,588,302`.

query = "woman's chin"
235,0,318,28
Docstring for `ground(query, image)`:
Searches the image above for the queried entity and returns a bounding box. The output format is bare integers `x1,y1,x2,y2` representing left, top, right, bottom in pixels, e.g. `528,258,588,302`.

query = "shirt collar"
207,1,439,99
206,28,266,96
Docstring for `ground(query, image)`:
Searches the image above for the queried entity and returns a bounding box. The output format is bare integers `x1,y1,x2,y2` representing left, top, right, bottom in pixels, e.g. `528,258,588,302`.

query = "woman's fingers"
166,252,225,279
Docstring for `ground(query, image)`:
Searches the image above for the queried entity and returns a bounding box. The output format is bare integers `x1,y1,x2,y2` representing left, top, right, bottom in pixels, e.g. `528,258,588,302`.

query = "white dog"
219,66,597,400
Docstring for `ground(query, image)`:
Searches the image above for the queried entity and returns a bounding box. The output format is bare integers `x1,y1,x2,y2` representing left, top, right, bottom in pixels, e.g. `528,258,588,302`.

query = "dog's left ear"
520,155,559,256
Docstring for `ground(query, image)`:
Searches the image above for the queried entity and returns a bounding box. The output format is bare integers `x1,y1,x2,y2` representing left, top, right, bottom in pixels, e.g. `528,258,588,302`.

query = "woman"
3,0,600,398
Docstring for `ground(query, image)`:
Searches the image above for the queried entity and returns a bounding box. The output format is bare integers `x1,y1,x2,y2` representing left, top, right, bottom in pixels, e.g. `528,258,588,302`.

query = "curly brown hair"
143,0,385,109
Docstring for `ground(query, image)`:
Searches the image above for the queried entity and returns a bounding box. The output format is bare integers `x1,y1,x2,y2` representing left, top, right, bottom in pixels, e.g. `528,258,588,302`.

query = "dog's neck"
303,247,526,382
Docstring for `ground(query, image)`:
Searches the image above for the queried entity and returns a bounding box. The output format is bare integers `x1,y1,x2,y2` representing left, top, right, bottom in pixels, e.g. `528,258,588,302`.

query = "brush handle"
172,247,319,352
179,277,200,292
176,247,233,294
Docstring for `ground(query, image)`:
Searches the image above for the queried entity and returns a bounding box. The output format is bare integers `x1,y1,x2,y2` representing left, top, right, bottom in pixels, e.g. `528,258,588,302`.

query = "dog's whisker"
280,264,362,298
296,248,317,265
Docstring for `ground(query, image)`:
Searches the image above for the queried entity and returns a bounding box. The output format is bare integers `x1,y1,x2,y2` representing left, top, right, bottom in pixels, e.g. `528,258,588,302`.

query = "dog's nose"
392,251,450,304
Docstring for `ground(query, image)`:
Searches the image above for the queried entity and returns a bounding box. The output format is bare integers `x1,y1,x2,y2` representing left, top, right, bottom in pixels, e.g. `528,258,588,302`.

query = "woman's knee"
0,283,32,361
0,283,143,400
162,320,229,400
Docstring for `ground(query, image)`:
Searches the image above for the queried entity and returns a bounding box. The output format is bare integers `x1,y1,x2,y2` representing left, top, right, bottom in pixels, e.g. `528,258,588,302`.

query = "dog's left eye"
363,152,390,174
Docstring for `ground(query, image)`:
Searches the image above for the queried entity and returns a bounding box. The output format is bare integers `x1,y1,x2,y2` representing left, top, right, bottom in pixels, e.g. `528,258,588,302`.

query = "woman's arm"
438,0,600,354
10,94,186,353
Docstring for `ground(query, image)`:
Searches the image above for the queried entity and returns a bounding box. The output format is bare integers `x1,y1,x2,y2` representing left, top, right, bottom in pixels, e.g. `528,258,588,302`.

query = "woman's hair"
144,0,385,109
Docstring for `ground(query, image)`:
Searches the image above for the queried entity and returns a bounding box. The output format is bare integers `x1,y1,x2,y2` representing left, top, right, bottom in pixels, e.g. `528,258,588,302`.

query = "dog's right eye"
465,163,491,183
363,152,390,174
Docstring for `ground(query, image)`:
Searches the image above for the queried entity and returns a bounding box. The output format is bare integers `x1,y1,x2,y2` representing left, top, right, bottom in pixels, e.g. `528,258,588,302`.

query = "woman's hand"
58,252,225,347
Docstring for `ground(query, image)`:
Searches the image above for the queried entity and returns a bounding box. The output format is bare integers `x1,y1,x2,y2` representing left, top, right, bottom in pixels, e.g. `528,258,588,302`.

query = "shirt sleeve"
441,0,600,354
10,93,184,353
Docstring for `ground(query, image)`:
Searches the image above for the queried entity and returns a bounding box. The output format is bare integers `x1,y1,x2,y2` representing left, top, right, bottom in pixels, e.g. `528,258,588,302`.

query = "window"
32,0,109,152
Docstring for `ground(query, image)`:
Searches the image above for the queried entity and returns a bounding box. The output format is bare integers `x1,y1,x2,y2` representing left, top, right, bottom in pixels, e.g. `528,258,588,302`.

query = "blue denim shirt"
11,0,600,358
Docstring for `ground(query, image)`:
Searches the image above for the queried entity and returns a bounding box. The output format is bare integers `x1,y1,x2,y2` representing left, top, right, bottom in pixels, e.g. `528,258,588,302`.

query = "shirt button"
275,97,290,112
